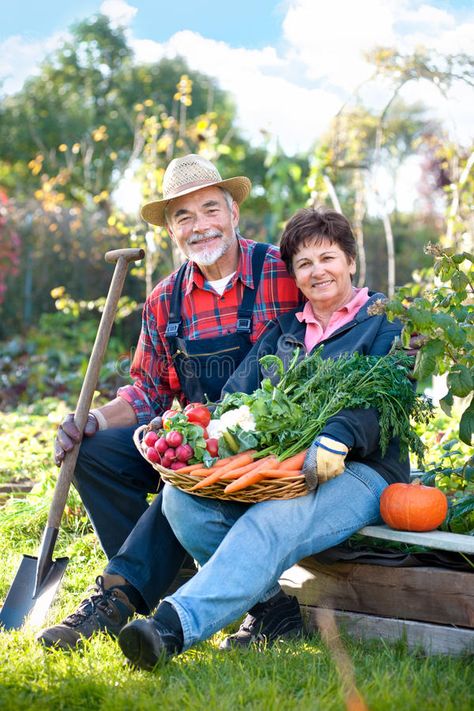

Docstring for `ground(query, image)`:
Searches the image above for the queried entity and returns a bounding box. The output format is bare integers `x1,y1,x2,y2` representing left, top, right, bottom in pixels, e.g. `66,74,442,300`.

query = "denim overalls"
164,242,268,404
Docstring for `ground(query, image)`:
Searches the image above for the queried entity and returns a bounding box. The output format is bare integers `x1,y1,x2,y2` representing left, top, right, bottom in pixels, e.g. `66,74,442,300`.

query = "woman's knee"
162,484,187,521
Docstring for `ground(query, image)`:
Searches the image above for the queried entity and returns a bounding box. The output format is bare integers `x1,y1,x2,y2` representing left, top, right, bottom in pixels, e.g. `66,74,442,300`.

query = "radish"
170,460,186,471
161,454,173,468
155,437,168,455
166,430,183,448
176,443,194,462
206,438,219,457
164,447,177,461
146,447,160,463
144,430,159,447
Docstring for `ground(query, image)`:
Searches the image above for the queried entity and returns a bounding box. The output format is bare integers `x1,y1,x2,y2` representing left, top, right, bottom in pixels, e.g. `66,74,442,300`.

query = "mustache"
188,230,223,245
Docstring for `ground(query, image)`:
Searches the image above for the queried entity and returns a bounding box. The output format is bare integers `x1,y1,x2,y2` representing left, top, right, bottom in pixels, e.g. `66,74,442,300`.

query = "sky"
0,0,472,157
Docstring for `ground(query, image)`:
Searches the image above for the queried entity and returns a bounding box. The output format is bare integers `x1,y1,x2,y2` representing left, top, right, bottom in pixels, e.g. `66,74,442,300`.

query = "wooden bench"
280,525,474,655
358,524,474,554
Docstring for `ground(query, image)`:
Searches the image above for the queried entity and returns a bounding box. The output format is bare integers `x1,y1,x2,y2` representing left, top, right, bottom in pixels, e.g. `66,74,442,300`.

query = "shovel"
0,247,144,630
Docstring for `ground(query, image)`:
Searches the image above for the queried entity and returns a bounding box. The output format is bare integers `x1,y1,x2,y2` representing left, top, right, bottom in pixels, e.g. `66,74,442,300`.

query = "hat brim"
141,176,252,227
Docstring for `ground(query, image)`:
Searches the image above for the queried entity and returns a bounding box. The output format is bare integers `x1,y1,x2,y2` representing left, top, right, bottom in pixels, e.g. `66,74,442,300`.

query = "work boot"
220,591,303,650
118,601,183,670
36,576,136,650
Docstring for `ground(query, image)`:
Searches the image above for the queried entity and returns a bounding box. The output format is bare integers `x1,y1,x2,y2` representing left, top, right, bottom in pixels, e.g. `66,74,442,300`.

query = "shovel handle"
46,248,145,529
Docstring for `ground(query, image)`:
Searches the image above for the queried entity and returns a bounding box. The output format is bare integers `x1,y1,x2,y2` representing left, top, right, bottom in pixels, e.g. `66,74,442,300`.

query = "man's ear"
166,222,176,242
231,201,240,228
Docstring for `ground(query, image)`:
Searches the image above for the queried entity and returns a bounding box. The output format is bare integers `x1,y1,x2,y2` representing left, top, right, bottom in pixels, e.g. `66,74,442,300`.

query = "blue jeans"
73,427,187,613
162,461,387,650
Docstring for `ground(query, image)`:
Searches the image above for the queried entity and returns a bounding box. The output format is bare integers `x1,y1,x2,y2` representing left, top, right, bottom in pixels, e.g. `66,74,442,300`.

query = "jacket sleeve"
221,321,280,397
319,314,402,454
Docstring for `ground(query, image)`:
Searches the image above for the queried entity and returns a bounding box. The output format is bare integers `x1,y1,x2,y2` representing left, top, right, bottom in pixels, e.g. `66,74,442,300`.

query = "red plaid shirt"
118,238,302,423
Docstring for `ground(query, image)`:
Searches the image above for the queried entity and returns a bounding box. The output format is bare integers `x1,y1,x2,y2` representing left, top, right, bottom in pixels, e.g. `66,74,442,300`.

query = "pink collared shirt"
296,287,370,353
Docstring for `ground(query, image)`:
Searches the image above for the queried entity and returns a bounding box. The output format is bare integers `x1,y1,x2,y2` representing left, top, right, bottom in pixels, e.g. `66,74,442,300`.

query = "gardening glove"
302,436,349,490
54,412,99,466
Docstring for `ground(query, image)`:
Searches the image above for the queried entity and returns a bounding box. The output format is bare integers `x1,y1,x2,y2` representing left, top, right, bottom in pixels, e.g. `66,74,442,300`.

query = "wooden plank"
280,559,474,628
304,606,474,656
358,525,474,554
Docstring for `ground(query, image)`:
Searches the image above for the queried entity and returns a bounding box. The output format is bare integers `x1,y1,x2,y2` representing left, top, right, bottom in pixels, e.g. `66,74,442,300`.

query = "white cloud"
132,30,336,153
282,0,398,89
100,0,138,28
0,0,472,154
398,3,456,29
0,32,67,95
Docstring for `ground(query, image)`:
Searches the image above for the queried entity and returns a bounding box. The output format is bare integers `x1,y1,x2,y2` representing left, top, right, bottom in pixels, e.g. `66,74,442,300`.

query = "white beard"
186,231,233,266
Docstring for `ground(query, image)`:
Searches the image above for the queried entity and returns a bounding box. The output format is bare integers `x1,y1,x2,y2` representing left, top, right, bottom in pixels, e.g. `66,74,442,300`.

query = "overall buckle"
236,317,251,332
165,322,180,338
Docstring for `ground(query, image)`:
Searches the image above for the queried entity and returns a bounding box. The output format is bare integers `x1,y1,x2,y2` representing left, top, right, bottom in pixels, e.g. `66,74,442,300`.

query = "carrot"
219,456,276,481
179,454,238,474
189,451,256,490
178,462,212,474
183,451,256,478
224,457,280,494
278,450,307,470
256,469,303,478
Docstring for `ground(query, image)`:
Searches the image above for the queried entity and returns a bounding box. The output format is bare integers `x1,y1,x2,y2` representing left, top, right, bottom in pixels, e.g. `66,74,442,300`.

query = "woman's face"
292,238,356,311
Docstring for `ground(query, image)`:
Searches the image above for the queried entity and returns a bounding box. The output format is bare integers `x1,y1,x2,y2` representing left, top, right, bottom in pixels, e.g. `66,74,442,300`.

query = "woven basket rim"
133,424,308,503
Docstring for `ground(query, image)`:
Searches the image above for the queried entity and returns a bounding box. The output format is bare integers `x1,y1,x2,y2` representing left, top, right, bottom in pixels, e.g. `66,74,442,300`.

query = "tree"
0,14,267,333
307,101,439,292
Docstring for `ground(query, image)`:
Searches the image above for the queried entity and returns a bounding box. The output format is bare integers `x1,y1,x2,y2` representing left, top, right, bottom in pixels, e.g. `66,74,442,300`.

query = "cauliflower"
207,405,256,439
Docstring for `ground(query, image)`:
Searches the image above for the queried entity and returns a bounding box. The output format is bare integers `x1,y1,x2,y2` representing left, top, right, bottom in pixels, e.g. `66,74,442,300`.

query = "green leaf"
447,365,473,398
451,270,469,292
413,339,444,381
445,324,467,349
406,307,433,330
459,401,474,446
259,355,284,379
401,328,412,348
439,391,453,416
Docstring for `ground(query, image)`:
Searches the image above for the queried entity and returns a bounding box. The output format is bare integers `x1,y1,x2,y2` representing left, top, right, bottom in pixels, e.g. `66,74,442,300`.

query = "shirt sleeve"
117,296,176,424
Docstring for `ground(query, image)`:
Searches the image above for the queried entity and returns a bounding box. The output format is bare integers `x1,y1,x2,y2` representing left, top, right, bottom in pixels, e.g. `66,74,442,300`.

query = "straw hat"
141,154,252,227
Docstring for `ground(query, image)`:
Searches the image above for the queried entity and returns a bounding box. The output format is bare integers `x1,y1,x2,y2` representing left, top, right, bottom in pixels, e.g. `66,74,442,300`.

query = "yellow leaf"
50,286,65,298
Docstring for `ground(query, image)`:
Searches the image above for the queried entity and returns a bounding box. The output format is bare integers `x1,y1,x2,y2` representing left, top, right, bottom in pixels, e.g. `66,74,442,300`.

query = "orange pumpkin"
380,480,448,532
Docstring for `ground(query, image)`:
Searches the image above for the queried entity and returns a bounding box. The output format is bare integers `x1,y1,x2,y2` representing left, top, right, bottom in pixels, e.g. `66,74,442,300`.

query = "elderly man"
38,154,303,649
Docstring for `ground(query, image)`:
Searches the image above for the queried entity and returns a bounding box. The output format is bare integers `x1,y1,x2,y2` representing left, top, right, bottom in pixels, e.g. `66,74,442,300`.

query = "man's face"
166,186,239,266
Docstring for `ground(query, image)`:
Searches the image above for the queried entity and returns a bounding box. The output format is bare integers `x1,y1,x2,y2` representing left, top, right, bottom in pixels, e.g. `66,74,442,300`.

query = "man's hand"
54,413,98,467
403,332,427,359
303,436,349,489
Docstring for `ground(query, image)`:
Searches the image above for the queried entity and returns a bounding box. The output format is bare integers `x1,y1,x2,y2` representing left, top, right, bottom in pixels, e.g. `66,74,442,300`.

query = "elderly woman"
117,207,408,669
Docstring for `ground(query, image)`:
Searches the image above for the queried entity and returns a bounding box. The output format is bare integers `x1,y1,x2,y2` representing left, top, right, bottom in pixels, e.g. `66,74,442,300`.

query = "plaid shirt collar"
183,236,255,295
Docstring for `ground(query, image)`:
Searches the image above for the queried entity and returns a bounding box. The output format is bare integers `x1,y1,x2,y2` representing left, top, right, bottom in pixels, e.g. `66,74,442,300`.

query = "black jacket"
223,293,410,485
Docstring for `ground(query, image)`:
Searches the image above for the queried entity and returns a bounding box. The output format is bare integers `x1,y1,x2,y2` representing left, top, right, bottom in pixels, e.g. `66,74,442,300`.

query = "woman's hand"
315,436,348,481
302,436,349,489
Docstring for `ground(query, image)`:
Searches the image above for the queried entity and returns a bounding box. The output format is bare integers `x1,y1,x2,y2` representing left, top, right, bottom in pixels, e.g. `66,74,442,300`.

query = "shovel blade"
0,554,69,631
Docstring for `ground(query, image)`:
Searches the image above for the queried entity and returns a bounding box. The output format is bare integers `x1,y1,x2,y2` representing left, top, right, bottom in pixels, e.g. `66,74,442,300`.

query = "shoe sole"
37,634,80,651
220,625,304,651
118,623,165,671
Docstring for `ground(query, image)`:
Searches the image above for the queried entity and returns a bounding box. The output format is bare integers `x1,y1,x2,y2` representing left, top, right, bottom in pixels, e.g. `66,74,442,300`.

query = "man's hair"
279,207,357,275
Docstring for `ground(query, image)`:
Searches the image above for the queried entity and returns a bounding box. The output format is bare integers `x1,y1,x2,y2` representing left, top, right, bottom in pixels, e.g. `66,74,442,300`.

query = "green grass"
0,399,473,710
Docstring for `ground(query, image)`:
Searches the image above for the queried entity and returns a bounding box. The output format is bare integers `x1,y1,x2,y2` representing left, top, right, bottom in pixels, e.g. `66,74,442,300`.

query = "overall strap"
236,242,269,333
164,261,188,340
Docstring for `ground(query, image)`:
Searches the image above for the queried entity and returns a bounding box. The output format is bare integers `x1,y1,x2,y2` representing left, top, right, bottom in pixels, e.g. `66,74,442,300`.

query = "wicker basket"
133,425,308,503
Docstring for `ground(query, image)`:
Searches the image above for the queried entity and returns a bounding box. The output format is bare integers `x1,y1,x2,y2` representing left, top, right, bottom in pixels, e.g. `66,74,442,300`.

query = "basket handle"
133,424,149,462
